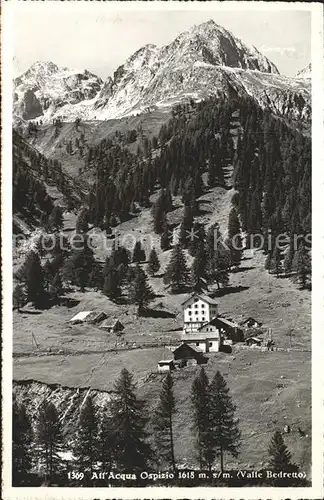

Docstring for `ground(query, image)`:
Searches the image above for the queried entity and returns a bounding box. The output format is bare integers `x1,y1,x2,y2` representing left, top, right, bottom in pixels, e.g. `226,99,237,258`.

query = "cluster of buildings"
67,292,271,374
69,310,125,333
158,292,269,372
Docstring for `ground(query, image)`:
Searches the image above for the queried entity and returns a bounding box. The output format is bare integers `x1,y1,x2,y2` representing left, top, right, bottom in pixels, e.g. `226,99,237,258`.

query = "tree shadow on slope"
140,308,176,319
211,285,249,298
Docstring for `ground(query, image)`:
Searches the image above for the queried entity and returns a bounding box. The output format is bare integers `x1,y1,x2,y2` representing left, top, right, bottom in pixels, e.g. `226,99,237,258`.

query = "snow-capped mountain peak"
13,61,103,120
13,21,310,124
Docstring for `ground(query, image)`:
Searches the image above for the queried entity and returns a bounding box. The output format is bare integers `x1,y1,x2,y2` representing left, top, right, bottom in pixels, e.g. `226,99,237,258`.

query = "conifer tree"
270,247,282,277
191,368,214,471
36,400,64,483
63,237,95,292
89,261,104,290
98,413,116,470
208,371,241,472
153,373,177,471
111,369,151,472
48,205,64,232
132,241,146,263
189,222,206,257
103,270,121,301
163,187,173,212
43,260,53,292
13,284,25,311
294,242,311,289
160,223,172,251
268,431,293,471
129,264,154,314
268,431,297,485
152,195,166,234
73,396,99,478
206,226,230,290
147,248,160,276
12,400,32,485
164,244,190,293
76,209,89,234
265,251,272,271
49,273,63,301
283,244,294,275
179,203,194,247
227,208,243,268
191,243,208,292
19,251,45,306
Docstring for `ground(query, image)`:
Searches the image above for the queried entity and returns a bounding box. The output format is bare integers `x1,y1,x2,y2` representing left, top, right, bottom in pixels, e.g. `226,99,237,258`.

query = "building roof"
246,336,263,343
241,316,262,325
158,359,174,364
99,319,124,329
182,332,219,341
204,316,240,329
173,342,204,354
69,311,93,322
86,311,108,323
181,293,218,307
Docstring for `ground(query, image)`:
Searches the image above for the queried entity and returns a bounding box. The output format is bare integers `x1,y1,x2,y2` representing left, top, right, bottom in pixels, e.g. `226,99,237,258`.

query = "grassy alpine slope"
13,97,311,475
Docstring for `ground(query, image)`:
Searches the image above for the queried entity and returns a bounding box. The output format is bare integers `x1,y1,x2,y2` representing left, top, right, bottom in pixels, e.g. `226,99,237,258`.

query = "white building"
181,334,221,353
182,293,218,334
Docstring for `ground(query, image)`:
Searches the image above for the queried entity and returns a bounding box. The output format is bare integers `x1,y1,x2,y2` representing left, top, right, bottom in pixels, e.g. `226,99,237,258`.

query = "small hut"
99,319,125,333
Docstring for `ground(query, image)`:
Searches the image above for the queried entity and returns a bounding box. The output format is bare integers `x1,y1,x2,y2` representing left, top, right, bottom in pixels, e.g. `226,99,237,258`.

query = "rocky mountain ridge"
295,63,311,79
13,20,311,124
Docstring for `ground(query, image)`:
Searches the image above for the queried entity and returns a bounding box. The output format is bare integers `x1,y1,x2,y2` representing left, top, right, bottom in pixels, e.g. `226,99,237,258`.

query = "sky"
12,8,311,79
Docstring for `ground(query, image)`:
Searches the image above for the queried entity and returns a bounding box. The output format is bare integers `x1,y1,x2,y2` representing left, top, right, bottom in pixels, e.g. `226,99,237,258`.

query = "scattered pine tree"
160,223,172,251
18,251,45,307
12,400,32,485
111,369,151,473
268,431,298,485
132,241,146,263
293,242,311,289
153,373,177,472
98,413,116,471
48,206,64,232
147,248,160,276
208,371,241,472
36,400,64,483
164,244,190,293
129,264,154,315
73,396,99,479
13,284,25,311
271,247,282,277
226,208,243,268
191,368,214,471
103,270,121,301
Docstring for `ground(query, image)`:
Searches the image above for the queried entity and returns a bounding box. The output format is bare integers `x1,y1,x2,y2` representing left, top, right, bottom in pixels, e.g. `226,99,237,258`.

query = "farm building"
99,319,125,333
182,293,218,334
245,336,263,347
181,331,221,353
241,317,263,328
69,311,93,324
157,360,175,373
200,316,244,343
86,311,108,324
172,343,207,364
